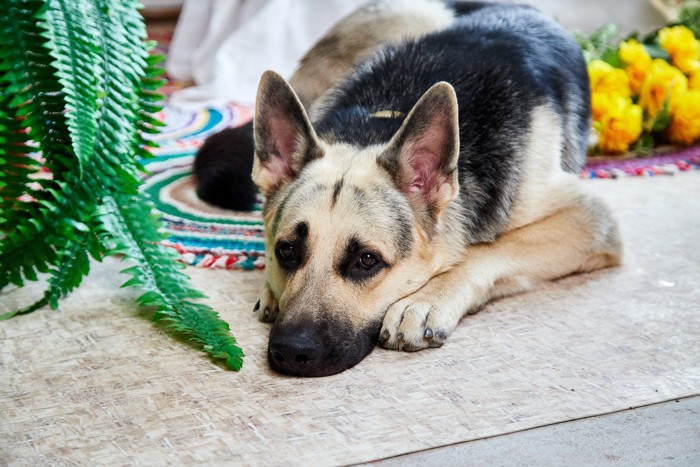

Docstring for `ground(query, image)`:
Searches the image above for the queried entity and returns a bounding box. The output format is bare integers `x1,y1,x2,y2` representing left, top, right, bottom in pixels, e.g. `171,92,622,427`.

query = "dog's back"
195,2,591,244
310,4,590,243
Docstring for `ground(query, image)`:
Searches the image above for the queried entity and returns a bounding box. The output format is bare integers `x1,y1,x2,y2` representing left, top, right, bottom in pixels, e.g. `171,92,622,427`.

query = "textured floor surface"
1,174,699,465
367,396,700,466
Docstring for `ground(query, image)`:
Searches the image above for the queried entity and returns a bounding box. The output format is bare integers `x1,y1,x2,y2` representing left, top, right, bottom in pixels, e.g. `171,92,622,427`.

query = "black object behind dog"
193,120,257,211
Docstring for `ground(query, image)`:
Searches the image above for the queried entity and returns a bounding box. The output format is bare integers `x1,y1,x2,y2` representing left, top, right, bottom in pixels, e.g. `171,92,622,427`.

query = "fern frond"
0,0,95,292
0,0,244,370
0,1,50,221
42,0,101,172
0,233,94,320
86,0,244,369
100,194,244,370
0,1,73,175
0,95,38,223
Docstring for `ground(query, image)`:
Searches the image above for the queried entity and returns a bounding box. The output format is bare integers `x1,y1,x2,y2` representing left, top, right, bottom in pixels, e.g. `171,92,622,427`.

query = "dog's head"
253,71,460,376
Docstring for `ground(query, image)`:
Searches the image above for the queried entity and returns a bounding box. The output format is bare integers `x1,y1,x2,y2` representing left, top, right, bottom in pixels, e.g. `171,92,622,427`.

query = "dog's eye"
348,252,384,281
357,253,378,270
276,242,295,262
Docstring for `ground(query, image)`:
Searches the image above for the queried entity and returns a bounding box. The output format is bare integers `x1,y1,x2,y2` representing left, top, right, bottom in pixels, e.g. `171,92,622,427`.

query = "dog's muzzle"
267,316,381,377
268,332,322,375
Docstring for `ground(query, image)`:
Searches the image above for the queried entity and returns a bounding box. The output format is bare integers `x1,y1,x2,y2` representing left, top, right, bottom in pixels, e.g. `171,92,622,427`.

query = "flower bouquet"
578,2,700,156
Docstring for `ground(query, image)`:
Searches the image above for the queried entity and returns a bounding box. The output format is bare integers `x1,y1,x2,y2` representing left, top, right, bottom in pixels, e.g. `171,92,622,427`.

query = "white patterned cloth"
165,0,664,106
166,0,366,106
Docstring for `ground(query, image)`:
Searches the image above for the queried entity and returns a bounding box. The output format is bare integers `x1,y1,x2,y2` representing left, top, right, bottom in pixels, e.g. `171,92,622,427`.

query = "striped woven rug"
143,102,700,269
142,103,264,270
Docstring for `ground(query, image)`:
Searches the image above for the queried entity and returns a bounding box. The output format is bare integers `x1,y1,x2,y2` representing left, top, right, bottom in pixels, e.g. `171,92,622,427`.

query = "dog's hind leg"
380,182,622,351
291,0,455,110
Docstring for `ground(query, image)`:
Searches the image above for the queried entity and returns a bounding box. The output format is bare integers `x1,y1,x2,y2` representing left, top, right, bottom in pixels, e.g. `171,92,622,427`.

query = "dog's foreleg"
380,191,622,351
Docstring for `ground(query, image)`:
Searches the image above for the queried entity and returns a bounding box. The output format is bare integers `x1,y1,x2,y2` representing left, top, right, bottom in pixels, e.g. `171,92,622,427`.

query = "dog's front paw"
380,298,457,351
254,281,279,323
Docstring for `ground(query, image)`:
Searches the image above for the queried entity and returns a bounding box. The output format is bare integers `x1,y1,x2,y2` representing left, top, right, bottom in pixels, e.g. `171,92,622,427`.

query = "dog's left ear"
378,82,460,215
252,70,323,197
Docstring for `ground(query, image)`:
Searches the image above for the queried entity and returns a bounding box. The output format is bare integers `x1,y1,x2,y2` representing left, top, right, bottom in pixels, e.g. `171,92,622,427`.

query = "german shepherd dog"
194,0,622,377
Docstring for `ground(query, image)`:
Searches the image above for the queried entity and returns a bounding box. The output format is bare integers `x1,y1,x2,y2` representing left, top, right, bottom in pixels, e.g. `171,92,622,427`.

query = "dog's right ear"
252,70,323,197
378,82,460,216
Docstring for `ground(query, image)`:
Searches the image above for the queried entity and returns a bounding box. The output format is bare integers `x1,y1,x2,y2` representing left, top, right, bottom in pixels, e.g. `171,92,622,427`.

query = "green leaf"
102,193,244,370
575,23,620,63
643,43,671,61
601,48,624,68
650,99,672,133
0,296,49,321
0,0,243,371
634,133,655,155
679,2,700,37
43,0,103,174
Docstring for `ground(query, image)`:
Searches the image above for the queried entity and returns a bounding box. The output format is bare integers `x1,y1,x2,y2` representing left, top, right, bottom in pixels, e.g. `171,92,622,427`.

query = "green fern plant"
0,0,244,370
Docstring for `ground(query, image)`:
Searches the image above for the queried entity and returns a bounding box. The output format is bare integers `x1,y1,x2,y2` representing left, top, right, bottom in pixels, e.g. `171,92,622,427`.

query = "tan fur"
380,105,622,350
289,0,455,110
381,180,622,350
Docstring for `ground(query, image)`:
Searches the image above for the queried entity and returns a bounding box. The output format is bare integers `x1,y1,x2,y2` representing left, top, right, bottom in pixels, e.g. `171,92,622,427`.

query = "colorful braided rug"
142,103,264,270
143,102,700,269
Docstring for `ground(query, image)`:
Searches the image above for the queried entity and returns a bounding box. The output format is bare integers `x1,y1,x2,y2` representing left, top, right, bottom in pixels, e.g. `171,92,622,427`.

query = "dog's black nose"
268,333,322,376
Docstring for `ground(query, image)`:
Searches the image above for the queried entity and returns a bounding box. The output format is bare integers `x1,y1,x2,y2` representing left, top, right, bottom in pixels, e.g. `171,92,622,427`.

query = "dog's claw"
380,329,390,342
256,281,279,323
382,297,459,351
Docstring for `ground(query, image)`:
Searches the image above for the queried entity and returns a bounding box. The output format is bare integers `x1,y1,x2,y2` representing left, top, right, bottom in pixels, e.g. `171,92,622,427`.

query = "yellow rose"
596,98,643,154
618,39,651,94
658,25,700,75
638,59,688,117
591,92,626,122
668,89,700,145
690,72,700,90
588,59,631,98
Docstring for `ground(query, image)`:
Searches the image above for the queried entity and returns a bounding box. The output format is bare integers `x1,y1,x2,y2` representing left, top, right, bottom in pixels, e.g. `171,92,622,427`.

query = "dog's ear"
378,82,460,215
252,70,323,197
